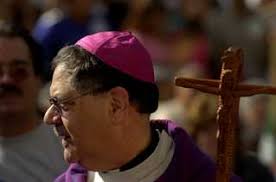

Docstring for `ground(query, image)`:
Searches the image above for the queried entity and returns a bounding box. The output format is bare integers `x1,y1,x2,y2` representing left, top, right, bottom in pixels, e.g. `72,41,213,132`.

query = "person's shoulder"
37,8,64,28
32,8,64,42
151,119,183,133
42,16,71,36
151,119,193,145
237,152,274,181
241,151,270,169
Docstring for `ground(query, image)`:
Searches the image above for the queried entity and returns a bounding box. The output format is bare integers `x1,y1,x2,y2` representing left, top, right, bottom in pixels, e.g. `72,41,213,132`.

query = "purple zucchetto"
75,31,155,84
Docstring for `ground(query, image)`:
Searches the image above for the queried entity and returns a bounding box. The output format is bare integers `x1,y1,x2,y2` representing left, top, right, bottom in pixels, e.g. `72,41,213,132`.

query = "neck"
116,115,152,169
119,123,159,171
0,112,40,137
84,115,152,171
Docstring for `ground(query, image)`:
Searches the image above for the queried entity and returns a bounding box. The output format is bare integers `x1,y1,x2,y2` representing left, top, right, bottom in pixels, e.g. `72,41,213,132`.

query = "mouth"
53,124,76,149
62,137,73,148
0,87,22,98
54,124,71,140
0,93,22,102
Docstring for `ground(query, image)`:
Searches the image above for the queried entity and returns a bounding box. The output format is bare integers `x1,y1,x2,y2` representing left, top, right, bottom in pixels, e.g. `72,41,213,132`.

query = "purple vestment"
55,120,242,182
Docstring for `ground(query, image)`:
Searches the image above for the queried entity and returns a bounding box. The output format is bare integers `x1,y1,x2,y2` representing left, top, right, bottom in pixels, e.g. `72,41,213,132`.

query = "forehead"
50,64,74,97
0,37,31,65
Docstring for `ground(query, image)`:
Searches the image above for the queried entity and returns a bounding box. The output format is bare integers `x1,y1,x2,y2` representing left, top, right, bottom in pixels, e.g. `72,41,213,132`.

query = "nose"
0,70,17,84
44,105,62,125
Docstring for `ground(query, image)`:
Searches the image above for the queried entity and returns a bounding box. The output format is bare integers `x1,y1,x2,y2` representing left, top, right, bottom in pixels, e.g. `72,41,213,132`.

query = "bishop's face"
44,64,119,170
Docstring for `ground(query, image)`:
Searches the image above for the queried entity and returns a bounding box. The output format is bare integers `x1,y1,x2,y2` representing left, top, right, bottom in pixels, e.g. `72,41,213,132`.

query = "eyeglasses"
49,91,92,115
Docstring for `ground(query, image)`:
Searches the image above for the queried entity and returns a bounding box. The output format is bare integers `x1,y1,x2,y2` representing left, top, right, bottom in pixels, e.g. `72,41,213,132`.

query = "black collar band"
119,125,160,171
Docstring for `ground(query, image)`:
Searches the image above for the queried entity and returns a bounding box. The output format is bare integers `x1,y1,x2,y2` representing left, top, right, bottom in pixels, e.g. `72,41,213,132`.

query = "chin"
64,147,79,163
0,109,25,119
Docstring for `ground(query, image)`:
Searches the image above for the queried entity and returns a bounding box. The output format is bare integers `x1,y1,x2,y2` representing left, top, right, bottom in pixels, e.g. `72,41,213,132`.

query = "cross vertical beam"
216,48,242,182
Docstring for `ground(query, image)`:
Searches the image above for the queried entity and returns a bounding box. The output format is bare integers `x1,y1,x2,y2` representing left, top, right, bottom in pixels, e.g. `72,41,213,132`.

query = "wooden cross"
175,47,276,182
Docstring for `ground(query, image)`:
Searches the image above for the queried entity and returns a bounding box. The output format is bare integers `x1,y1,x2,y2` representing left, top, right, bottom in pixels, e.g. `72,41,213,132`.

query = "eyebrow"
11,59,31,66
0,59,31,67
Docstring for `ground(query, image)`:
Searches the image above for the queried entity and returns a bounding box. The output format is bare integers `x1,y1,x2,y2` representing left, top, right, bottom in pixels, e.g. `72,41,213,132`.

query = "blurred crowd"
0,0,276,181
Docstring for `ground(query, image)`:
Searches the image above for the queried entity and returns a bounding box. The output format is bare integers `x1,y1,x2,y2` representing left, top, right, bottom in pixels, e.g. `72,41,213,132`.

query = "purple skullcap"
75,31,155,83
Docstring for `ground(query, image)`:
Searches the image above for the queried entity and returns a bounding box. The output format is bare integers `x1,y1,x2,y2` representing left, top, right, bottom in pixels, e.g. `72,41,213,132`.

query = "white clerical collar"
88,130,175,182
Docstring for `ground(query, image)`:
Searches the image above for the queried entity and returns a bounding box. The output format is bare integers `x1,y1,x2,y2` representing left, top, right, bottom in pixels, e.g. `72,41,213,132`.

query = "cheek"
78,114,112,151
62,115,80,138
22,79,40,98
61,110,102,143
24,88,38,102
63,99,112,150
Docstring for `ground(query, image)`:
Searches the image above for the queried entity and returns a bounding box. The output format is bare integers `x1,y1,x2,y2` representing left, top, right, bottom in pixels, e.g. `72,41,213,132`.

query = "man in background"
0,21,67,182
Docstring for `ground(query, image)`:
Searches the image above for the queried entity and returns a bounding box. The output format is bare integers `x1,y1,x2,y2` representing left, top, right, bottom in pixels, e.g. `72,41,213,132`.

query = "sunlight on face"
45,65,116,169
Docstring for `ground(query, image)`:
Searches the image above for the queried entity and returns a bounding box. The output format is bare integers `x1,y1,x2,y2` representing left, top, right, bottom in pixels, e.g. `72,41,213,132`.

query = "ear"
109,86,129,124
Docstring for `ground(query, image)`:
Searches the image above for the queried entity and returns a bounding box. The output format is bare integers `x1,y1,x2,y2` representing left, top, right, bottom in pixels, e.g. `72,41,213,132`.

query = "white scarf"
88,130,174,182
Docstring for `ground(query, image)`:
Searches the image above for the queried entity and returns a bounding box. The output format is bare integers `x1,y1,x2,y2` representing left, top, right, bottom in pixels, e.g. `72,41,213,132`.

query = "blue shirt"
32,11,111,80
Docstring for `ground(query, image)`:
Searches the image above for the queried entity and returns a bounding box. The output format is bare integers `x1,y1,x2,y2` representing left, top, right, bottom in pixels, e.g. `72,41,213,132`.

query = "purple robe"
55,120,242,182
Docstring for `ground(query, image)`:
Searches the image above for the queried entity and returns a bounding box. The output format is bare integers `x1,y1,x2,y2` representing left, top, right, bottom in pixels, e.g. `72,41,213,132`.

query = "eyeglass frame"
48,91,92,115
